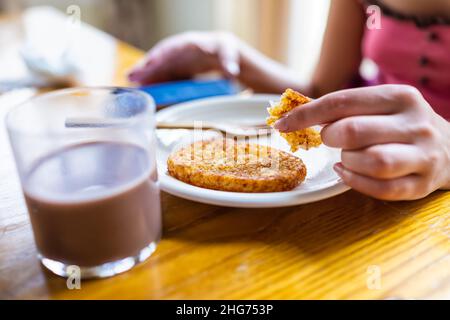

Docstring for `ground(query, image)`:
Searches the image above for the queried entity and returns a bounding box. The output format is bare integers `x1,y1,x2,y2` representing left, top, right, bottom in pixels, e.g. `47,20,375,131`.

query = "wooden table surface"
0,13,449,300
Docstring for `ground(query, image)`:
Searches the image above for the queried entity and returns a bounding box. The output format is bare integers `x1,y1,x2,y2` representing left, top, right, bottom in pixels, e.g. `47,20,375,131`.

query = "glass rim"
5,86,156,137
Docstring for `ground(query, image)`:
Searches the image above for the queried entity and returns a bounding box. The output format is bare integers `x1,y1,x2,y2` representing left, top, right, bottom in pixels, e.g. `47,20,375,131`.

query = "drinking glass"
6,87,161,279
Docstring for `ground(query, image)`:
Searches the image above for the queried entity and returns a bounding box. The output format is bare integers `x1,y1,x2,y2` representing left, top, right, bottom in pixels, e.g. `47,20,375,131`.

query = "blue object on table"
138,79,238,108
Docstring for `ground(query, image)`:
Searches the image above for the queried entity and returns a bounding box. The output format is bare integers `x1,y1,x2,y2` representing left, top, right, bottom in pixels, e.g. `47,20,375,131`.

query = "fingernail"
225,61,240,76
128,71,143,82
274,118,288,132
333,162,344,176
128,71,138,80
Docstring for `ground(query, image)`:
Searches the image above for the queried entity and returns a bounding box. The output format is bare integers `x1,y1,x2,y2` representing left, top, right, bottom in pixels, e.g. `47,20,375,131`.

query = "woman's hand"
128,31,241,85
275,85,450,200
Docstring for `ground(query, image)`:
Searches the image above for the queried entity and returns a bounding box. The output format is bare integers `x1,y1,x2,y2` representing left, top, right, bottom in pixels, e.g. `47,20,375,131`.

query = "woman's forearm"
236,40,312,95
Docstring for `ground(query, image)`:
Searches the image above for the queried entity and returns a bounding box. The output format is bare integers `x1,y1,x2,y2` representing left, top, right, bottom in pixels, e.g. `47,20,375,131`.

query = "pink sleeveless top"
361,2,450,120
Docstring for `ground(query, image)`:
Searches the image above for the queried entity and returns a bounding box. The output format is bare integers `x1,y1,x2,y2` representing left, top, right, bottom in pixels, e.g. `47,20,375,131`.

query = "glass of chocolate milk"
6,87,162,279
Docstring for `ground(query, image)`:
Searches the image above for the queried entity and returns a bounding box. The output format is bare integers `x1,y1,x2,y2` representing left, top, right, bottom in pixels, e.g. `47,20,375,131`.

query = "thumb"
217,36,240,78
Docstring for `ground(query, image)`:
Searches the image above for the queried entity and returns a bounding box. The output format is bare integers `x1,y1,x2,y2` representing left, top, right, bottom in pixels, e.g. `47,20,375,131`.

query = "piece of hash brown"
167,138,306,193
267,88,322,152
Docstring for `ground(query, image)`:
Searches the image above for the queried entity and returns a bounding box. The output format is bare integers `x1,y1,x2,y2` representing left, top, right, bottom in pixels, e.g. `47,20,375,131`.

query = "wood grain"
0,15,449,300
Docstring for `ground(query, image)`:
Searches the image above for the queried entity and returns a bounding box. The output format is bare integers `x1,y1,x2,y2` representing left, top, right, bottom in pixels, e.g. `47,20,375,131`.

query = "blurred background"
0,0,331,85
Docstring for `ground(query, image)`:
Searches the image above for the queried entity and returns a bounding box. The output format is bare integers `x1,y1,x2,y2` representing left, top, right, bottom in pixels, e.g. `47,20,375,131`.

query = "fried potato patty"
267,88,322,152
167,138,307,192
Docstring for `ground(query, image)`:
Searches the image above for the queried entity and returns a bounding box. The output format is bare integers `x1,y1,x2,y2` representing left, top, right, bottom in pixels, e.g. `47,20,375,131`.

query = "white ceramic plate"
156,94,350,208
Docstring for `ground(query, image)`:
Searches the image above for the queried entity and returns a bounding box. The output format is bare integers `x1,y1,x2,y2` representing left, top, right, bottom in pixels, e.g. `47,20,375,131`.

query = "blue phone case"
138,79,238,107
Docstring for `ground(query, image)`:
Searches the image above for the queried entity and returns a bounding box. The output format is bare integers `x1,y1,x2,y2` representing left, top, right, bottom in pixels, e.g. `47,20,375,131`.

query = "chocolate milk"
23,142,161,267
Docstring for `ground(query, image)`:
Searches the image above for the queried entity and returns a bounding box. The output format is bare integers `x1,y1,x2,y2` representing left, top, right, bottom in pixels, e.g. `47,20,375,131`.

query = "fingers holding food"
267,89,322,152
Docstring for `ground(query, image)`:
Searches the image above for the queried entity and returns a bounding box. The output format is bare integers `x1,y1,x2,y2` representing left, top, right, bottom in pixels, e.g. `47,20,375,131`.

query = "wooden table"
0,14,449,300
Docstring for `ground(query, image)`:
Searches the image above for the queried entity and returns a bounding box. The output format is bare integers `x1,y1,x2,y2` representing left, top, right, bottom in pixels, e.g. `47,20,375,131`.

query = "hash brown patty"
167,138,307,193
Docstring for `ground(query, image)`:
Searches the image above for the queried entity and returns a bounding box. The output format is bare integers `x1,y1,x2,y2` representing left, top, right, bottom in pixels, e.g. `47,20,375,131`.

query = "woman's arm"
129,1,366,96
127,31,306,92
310,0,366,97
